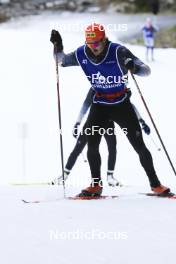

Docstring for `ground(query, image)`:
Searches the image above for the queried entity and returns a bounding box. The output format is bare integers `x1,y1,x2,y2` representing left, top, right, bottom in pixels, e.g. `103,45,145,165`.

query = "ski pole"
130,72,176,176
81,151,87,163
54,46,66,196
149,135,161,152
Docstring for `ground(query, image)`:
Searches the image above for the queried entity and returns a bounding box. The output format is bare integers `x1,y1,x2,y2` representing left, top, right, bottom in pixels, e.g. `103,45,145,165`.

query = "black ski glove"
124,58,135,72
139,119,151,135
50,29,63,52
72,122,80,138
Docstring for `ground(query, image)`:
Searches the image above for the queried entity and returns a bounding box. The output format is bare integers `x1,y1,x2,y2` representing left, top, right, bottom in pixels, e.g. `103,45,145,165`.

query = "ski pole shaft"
81,151,87,163
130,72,176,176
54,47,66,195
149,135,161,151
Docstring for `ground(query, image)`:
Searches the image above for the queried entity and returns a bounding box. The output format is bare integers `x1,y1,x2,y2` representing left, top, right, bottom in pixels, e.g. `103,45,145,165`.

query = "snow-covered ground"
0,12,176,264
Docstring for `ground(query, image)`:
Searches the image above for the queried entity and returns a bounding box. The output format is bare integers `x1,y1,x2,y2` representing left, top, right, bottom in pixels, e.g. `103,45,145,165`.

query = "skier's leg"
104,121,120,186
104,121,117,173
51,124,87,185
78,104,109,196
87,104,106,184
112,100,162,188
65,125,87,171
146,46,149,61
150,37,154,61
118,102,170,193
151,46,154,61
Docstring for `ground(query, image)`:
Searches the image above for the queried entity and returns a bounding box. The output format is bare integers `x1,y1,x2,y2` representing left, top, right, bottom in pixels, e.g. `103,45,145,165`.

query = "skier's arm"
132,104,151,135
50,29,79,66
118,46,151,76
132,103,142,120
60,51,79,66
72,88,95,138
53,51,79,66
76,88,95,124
153,25,159,33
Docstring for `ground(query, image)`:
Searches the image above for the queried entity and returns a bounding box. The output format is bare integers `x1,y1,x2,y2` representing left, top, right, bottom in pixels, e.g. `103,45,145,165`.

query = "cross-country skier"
50,22,170,197
142,18,158,61
51,88,151,187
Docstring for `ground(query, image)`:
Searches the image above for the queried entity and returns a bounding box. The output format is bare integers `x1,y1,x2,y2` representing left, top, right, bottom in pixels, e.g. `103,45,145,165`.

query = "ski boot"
151,184,170,196
107,173,121,187
78,184,103,197
51,170,70,185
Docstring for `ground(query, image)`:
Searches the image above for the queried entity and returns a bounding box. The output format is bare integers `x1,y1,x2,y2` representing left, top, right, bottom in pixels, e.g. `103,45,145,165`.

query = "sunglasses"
86,39,103,48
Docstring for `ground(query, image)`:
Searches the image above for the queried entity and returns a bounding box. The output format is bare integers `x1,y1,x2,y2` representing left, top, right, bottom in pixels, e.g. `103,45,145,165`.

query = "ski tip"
139,192,176,199
21,199,40,203
22,199,29,203
67,195,118,200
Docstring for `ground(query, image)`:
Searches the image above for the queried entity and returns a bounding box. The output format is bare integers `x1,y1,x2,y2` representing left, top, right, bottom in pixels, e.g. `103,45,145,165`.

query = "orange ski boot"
151,185,170,195
78,185,103,197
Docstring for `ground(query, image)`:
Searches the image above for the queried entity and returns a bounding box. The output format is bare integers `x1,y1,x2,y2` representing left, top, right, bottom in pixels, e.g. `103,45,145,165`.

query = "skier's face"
86,38,106,55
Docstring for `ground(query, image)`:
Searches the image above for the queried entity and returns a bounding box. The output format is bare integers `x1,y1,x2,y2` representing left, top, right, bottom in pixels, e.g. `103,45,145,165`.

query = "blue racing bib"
76,42,127,104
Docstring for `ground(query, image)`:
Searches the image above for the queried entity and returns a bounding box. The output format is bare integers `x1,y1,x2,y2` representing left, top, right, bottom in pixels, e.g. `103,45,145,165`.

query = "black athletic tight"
86,99,161,188
65,121,117,172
